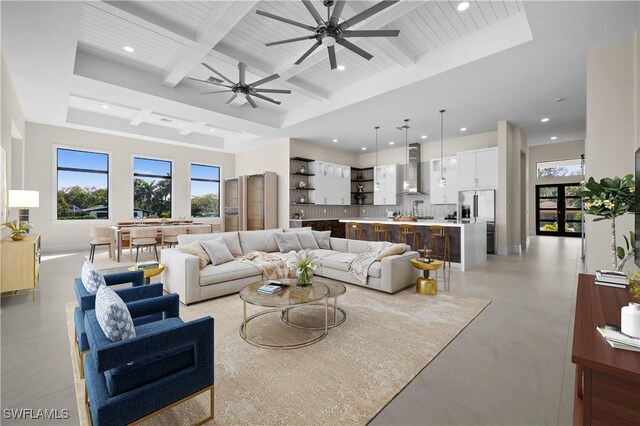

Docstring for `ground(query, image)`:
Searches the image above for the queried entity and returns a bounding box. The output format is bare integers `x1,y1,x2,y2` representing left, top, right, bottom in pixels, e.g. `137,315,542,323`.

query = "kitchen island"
338,218,487,270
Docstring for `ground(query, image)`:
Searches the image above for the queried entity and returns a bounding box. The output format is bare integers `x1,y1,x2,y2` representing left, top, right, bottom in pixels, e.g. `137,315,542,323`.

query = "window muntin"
190,164,220,218
57,148,109,220
133,157,172,218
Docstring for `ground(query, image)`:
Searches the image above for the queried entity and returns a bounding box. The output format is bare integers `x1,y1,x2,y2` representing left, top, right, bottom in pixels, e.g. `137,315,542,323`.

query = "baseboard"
497,245,522,255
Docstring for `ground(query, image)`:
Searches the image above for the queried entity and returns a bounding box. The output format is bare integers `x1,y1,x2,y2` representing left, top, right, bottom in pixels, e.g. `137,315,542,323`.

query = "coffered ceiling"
1,1,639,152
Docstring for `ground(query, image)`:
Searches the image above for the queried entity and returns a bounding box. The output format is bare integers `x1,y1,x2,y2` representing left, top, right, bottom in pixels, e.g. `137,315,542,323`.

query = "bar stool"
130,227,159,262
187,224,212,234
346,222,366,240
399,224,420,252
429,225,451,291
162,226,187,248
371,223,392,242
89,227,111,262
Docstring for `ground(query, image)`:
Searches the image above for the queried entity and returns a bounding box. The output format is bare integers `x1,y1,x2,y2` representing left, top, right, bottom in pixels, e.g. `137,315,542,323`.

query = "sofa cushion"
274,232,302,253
201,238,234,266
329,238,348,253
313,231,331,249
95,285,136,342
283,227,312,232
295,231,319,250
81,261,106,294
199,261,261,286
310,249,341,260
375,243,406,261
270,252,296,263
176,241,209,269
178,232,242,257
239,229,283,254
322,253,381,278
347,240,370,254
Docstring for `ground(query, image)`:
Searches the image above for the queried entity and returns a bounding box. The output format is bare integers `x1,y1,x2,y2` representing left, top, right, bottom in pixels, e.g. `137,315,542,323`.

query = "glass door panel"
536,183,582,237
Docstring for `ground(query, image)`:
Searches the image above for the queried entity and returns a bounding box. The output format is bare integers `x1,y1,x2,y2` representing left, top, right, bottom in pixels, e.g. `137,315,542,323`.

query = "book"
602,324,640,349
257,283,284,295
594,279,629,289
135,261,160,270
596,270,629,285
596,326,640,352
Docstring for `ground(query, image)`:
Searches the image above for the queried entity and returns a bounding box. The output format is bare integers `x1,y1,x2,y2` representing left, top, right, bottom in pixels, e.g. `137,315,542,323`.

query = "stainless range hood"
400,142,426,195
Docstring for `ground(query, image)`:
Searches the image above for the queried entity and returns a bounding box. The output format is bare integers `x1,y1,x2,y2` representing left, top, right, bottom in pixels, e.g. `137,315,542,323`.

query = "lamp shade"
9,190,39,208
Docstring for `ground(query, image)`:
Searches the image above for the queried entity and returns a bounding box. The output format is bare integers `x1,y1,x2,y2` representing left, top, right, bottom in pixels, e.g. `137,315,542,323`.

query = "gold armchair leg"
129,385,215,426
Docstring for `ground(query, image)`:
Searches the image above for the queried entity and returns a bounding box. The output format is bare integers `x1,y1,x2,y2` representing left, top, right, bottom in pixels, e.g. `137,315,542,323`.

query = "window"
56,148,109,220
536,158,583,178
133,157,172,218
536,183,583,237
190,164,220,218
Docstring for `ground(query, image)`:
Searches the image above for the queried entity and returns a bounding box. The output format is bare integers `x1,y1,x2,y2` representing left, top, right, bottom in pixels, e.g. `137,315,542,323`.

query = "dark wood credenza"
572,274,640,425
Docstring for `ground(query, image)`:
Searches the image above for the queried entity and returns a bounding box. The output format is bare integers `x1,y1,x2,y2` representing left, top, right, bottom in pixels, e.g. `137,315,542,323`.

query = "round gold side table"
410,258,443,295
128,264,165,285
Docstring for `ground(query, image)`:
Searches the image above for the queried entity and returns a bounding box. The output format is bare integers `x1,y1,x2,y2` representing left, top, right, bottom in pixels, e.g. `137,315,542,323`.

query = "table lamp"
8,190,39,232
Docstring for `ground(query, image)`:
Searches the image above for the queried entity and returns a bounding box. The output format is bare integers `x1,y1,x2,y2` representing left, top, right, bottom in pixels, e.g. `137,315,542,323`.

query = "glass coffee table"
281,277,347,330
239,279,329,350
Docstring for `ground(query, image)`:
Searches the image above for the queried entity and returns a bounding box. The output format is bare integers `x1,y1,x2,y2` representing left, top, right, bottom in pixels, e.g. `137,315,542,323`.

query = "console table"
571,273,640,425
1,234,41,301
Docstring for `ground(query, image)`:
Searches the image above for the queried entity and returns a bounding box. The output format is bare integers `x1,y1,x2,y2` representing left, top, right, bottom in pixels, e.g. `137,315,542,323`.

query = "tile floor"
1,236,583,425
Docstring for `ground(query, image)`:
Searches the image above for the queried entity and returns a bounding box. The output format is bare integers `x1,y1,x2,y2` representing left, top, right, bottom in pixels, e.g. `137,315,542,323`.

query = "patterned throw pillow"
312,231,331,250
274,232,303,253
295,230,319,250
95,285,136,343
201,238,235,266
81,261,106,294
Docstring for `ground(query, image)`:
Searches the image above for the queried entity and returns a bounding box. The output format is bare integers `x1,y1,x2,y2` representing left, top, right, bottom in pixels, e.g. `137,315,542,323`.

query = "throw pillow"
95,285,136,342
296,230,319,250
177,241,209,269
81,261,106,294
374,243,406,261
201,238,235,266
312,230,331,250
274,232,303,253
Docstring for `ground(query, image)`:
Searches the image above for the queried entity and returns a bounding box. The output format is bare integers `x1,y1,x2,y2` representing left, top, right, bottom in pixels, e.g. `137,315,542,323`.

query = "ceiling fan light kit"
257,0,401,70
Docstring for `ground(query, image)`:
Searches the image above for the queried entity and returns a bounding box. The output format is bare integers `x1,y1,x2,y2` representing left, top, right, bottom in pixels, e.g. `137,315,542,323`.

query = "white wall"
24,123,235,250
235,137,290,228
290,138,360,166
528,140,585,235
585,35,637,273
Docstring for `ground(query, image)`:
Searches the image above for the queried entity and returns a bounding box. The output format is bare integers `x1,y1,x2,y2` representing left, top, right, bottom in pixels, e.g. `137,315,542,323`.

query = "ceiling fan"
188,62,291,108
256,0,400,70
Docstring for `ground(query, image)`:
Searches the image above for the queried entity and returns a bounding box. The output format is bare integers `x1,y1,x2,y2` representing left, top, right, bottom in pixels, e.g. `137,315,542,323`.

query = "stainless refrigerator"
459,189,496,254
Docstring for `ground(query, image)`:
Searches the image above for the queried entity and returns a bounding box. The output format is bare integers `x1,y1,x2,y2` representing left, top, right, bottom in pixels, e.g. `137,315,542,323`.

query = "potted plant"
578,174,635,271
2,220,32,241
286,249,319,286
355,193,367,205
621,272,640,338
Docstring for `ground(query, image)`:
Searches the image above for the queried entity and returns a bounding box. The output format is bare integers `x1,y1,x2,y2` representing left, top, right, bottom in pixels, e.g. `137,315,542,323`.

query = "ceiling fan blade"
256,9,316,31
342,29,400,37
201,90,231,94
337,39,373,60
301,0,325,26
187,77,231,88
225,93,237,104
295,41,321,65
250,73,280,87
201,63,235,85
328,45,337,70
238,62,246,84
254,88,292,94
245,95,258,109
339,0,399,30
330,0,346,25
251,92,282,105
266,35,316,47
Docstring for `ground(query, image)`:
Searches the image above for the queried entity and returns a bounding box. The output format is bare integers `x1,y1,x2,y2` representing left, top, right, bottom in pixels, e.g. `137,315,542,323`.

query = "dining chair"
89,227,111,262
129,227,159,262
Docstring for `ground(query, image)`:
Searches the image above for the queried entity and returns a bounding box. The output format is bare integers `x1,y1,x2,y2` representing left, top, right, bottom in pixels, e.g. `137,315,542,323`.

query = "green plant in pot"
287,249,319,286
2,220,32,241
578,174,635,271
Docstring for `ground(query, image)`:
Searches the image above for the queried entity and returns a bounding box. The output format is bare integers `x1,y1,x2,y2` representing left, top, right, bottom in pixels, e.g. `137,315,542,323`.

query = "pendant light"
438,109,447,188
398,118,410,190
374,126,381,192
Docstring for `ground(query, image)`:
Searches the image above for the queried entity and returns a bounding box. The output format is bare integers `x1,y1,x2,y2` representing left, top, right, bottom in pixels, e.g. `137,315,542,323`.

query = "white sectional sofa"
161,228,420,305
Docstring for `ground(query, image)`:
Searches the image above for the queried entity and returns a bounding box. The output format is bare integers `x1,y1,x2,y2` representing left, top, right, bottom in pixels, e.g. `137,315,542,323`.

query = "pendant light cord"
375,126,379,168
439,109,445,180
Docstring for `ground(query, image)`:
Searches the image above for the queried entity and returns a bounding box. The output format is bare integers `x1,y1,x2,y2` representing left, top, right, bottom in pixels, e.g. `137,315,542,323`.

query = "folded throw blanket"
238,251,287,279
347,242,393,284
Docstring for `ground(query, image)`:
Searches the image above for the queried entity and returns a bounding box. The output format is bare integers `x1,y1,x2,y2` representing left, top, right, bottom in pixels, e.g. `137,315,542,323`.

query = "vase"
621,302,640,338
296,268,313,286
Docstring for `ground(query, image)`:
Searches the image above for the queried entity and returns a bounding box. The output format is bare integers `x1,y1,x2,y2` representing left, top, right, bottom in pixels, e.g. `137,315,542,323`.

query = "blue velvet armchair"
83,293,215,425
73,270,164,376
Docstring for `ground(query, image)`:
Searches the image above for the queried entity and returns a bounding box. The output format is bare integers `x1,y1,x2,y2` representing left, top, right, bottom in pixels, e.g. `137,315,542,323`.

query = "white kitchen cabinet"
457,147,497,190
430,156,458,204
313,161,351,205
374,164,397,205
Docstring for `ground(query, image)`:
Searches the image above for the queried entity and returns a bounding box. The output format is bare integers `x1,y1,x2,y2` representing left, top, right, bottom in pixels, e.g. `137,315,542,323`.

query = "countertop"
337,217,486,227
289,218,341,221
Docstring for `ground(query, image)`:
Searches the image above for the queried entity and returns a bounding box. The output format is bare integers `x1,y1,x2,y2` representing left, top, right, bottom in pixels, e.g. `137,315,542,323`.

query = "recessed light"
550,136,558,140
332,139,338,143
421,135,427,139
457,1,470,12
123,46,134,53
209,128,215,132
541,118,550,123
361,147,366,151
460,127,467,132
555,97,566,103
337,65,346,71
101,104,109,109
389,141,395,145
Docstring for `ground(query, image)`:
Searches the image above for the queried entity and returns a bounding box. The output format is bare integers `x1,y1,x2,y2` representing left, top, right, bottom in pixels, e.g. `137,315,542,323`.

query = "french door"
536,184,582,237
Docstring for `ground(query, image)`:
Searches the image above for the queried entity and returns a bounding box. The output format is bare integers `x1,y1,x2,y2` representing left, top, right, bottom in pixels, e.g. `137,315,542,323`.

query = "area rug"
66,283,490,425
84,250,159,271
